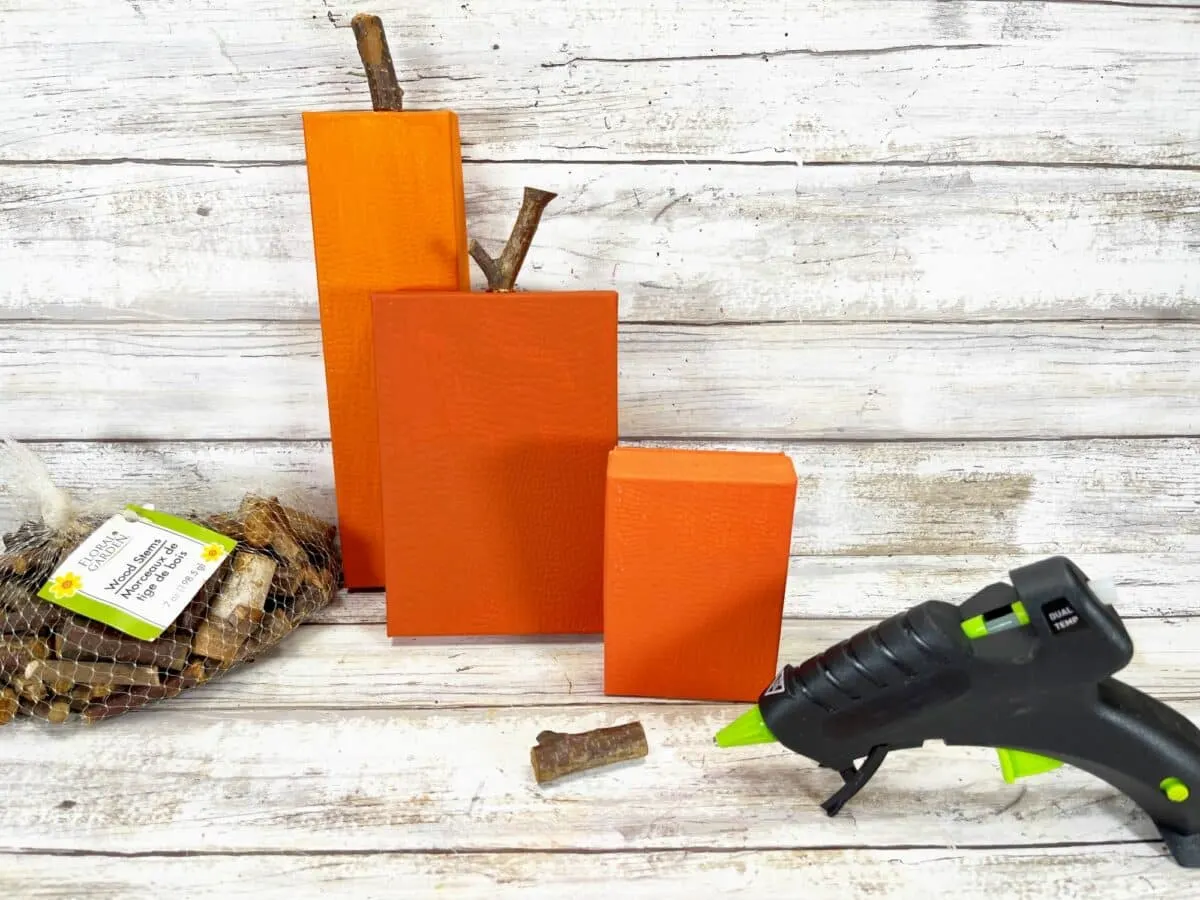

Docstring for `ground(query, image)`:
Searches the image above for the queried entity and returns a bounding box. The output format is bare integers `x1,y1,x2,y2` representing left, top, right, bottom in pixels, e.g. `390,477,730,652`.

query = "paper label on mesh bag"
36,505,237,641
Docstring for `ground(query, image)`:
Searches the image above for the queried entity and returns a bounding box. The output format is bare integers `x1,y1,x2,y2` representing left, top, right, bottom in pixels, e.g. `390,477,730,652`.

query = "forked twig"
469,187,558,292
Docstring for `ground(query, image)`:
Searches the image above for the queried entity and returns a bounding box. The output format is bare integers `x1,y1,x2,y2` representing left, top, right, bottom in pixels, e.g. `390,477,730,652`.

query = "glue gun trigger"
819,745,891,816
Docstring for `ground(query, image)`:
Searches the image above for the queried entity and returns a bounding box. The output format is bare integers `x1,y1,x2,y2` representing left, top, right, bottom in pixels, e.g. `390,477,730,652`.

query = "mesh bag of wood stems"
0,439,342,726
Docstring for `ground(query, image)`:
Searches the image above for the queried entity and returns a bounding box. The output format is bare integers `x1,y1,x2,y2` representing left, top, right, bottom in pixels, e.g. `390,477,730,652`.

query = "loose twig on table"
531,721,649,784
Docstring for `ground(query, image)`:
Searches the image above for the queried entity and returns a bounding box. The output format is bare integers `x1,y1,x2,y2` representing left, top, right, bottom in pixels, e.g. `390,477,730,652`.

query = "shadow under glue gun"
714,556,1200,867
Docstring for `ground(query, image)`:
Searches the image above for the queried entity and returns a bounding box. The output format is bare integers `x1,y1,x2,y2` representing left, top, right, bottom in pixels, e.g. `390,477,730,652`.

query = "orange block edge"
301,110,470,590
603,446,797,701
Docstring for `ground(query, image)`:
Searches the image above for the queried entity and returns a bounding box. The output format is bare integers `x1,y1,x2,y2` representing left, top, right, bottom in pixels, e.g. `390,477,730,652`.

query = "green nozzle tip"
714,705,778,748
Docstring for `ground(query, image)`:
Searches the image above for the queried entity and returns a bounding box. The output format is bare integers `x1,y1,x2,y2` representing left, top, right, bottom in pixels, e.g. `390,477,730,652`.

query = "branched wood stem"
351,13,404,111
469,187,558,292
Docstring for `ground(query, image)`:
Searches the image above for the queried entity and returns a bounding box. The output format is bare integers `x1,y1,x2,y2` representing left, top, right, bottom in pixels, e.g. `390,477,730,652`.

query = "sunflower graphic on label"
201,543,227,564
48,571,83,600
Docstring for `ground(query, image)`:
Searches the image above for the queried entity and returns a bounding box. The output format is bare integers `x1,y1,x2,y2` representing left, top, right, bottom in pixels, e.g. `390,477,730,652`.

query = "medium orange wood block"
301,110,470,590
603,446,797,701
371,290,618,636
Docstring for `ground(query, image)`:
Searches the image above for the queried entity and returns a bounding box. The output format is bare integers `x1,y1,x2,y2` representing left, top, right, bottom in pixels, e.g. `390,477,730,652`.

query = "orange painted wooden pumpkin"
371,188,618,636
602,446,797,701
300,15,470,589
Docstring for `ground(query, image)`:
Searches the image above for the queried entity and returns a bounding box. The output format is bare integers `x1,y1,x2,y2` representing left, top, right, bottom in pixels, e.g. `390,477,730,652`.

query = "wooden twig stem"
53,618,189,671
0,584,64,635
0,635,49,677
24,659,162,689
530,721,648,784
238,495,336,555
352,13,404,111
469,187,558,292
0,688,18,725
10,673,46,702
81,667,203,723
37,698,71,724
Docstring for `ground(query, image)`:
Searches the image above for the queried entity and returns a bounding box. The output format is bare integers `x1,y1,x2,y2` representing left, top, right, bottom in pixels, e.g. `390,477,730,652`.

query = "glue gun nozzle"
714,705,778,748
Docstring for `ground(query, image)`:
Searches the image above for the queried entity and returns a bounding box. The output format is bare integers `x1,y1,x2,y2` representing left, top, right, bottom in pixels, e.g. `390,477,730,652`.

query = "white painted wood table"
2,1,1200,895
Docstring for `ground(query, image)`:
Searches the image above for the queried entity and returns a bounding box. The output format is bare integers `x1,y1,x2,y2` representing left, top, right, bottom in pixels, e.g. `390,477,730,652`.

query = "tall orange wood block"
603,446,797,701
301,110,470,589
372,290,618,636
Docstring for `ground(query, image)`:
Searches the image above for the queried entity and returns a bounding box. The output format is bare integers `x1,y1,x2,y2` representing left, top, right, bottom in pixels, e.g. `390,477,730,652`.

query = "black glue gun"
714,556,1200,867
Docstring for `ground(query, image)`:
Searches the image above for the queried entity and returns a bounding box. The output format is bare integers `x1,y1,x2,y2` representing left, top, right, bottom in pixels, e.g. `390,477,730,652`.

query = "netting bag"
0,439,341,725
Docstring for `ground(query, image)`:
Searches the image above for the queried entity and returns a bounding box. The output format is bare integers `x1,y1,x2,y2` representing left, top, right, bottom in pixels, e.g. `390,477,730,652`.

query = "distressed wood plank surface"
4,162,1200,323
3,439,1200,616
8,434,1198,618
4,437,1196,555
142,617,1200,710
3,322,1200,441
0,701,1187,853
2,844,1192,900
1,0,1197,163
318,554,1200,623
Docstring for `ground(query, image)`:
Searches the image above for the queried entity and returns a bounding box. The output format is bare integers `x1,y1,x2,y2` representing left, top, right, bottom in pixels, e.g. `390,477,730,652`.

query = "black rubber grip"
791,601,970,713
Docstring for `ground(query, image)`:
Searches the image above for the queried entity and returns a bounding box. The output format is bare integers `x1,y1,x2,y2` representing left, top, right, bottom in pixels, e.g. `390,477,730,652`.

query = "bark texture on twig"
469,187,558,292
32,698,72,724
351,13,404,111
10,674,45,702
25,659,162,689
0,688,17,725
192,552,275,663
0,636,49,678
530,721,648,784
193,604,265,664
239,495,336,558
81,665,206,722
53,618,189,671
0,523,71,582
0,584,64,635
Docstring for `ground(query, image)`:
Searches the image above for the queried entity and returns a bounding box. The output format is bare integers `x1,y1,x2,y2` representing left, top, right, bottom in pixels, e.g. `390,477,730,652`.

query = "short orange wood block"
301,110,470,590
371,290,618,636
603,446,797,701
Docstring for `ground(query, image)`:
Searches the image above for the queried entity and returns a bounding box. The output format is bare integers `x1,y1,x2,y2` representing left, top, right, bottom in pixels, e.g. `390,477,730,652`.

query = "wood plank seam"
0,839,1164,857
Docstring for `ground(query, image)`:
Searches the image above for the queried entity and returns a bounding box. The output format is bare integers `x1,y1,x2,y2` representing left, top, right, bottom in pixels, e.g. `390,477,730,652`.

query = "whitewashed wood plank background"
1,0,1199,895
6,845,1197,900
4,439,1199,618
4,322,1200,440
0,701,1185,852
5,164,1199,323
3,0,1199,163
13,845,1200,900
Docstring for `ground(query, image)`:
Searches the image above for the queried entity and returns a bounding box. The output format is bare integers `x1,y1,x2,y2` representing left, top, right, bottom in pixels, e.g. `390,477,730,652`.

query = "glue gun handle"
965,678,1200,866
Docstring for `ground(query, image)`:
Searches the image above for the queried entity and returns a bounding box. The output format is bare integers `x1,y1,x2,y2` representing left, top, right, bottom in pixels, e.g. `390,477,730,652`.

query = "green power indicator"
962,601,1030,640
